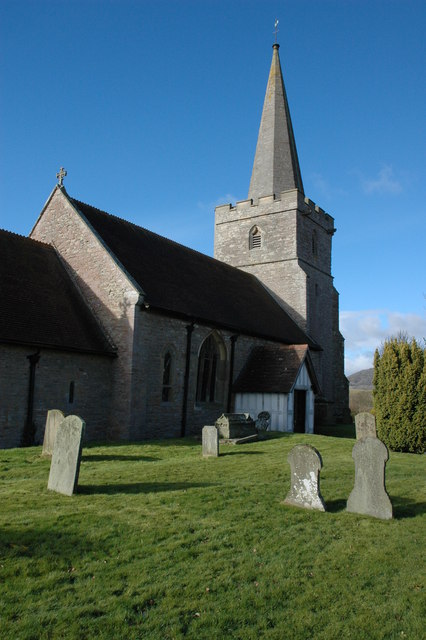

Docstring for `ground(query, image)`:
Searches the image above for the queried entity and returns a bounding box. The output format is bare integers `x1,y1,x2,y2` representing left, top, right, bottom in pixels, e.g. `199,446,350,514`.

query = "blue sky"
1,0,425,375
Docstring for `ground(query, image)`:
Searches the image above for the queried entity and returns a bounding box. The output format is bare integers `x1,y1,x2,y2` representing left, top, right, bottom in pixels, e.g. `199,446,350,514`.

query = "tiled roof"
71,197,318,347
233,344,320,394
0,230,115,355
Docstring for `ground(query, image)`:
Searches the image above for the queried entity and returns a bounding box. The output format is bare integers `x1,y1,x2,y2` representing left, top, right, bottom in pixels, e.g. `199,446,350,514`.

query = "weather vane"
56,167,67,186
274,18,279,43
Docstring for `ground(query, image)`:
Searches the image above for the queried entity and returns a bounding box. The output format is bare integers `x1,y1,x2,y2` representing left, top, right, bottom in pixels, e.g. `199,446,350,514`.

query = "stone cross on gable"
56,167,67,186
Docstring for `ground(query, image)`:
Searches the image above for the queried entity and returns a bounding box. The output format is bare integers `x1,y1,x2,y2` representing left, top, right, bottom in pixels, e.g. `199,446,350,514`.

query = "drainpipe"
180,321,194,437
22,350,40,447
227,334,238,413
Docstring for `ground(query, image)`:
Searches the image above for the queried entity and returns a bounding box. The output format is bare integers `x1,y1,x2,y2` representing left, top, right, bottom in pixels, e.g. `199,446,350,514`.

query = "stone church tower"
214,44,349,423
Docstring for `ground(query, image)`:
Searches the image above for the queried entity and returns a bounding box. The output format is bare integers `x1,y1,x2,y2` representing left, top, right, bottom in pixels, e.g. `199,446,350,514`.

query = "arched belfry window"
249,225,262,250
196,332,226,403
162,351,173,402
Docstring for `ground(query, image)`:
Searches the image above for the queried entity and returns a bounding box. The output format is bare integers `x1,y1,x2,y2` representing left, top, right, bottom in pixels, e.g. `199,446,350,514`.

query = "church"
0,43,349,448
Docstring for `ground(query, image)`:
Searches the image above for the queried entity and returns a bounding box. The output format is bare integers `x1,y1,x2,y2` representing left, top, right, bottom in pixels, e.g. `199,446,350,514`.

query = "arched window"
162,351,173,402
249,226,262,249
196,333,227,403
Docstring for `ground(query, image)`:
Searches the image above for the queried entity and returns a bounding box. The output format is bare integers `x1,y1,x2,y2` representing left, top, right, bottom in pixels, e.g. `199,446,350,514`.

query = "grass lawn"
0,433,424,639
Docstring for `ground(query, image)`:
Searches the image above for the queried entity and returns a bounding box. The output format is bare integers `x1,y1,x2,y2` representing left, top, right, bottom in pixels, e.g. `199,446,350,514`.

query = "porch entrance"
293,390,306,433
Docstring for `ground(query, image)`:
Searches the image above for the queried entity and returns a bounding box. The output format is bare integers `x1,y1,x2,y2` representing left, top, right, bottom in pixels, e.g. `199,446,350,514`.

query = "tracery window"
249,226,262,249
196,334,219,403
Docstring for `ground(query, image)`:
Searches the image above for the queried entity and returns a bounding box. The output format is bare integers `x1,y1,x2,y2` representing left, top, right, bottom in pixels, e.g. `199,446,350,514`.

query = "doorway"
293,390,306,433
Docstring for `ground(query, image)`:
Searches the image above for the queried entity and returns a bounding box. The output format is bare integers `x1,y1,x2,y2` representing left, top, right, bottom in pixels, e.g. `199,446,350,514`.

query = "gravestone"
347,436,393,520
215,413,256,439
42,409,65,456
47,415,85,496
284,444,326,511
202,425,219,457
256,411,271,432
355,412,377,440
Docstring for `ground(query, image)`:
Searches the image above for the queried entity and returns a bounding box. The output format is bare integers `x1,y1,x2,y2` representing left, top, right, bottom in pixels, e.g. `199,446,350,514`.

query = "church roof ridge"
68,195,318,348
0,227,52,247
0,230,116,356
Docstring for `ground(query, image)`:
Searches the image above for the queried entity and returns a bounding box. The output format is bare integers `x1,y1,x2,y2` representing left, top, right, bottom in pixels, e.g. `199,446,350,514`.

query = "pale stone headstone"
42,409,65,456
347,436,393,520
355,412,377,440
256,411,271,432
47,415,85,496
202,425,219,457
284,444,326,511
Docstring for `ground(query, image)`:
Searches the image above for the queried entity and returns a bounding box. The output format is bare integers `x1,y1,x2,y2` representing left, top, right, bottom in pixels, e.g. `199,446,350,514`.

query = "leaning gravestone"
284,444,326,511
202,425,219,457
47,415,85,496
42,409,65,456
355,412,377,440
347,436,393,520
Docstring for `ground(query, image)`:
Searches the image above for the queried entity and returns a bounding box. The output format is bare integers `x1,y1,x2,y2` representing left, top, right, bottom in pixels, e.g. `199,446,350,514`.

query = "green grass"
0,433,424,639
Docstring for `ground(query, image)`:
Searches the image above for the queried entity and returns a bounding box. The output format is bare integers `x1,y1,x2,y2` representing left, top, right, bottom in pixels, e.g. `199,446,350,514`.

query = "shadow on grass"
220,450,266,456
0,528,103,558
82,454,159,462
325,498,347,513
391,497,426,519
78,481,217,495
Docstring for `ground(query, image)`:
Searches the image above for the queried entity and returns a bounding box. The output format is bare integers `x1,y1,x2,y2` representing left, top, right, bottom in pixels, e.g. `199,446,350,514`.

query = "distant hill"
348,368,374,390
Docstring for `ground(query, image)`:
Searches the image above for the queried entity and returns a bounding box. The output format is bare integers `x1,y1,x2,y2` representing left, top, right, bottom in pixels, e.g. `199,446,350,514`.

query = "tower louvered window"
249,226,262,249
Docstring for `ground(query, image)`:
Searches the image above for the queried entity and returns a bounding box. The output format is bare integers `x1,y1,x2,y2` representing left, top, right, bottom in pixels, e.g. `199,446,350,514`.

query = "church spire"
248,43,304,199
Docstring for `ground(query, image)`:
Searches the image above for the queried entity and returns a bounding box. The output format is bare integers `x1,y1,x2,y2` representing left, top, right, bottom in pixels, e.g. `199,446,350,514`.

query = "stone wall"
128,310,281,439
30,187,139,440
0,345,112,448
214,188,348,424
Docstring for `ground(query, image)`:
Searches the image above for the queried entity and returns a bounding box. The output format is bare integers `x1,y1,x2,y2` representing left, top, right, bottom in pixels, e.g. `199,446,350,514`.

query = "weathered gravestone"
215,413,257,439
355,412,377,440
47,415,85,496
256,411,271,432
347,436,393,520
42,409,65,456
284,444,326,511
202,425,219,457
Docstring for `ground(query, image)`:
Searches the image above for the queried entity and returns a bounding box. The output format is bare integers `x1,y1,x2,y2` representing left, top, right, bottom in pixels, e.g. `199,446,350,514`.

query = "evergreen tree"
373,336,425,453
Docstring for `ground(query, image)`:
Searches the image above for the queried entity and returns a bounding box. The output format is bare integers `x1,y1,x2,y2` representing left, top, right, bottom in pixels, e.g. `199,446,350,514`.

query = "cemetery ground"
0,432,424,640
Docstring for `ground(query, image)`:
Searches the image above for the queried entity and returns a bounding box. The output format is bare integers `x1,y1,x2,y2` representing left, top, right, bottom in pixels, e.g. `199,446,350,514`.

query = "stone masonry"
215,190,349,423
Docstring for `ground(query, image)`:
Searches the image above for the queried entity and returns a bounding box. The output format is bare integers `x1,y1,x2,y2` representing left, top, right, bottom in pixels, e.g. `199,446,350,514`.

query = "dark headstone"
256,411,271,431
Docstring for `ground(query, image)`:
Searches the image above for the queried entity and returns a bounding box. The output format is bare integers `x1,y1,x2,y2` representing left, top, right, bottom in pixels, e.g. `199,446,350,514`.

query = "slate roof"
0,230,115,355
70,196,318,348
233,344,320,394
